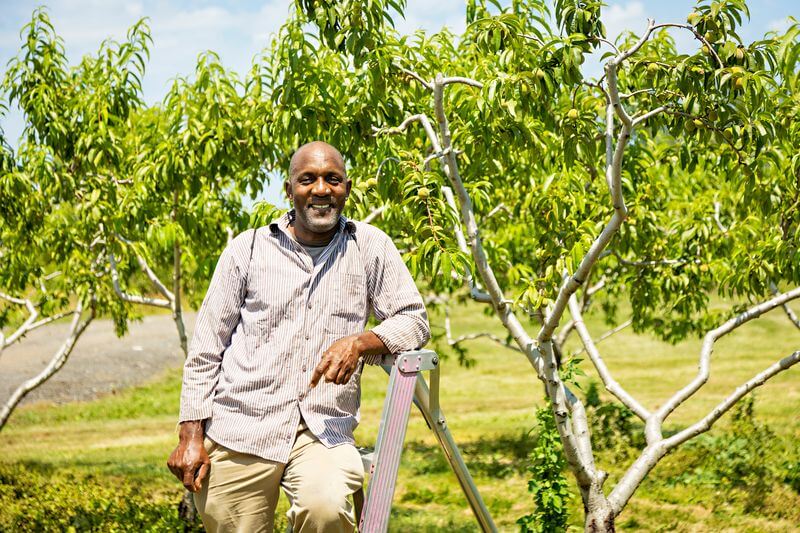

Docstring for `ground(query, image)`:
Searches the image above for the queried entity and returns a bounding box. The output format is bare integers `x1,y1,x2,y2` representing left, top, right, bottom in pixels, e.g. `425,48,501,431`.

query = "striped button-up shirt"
179,211,430,462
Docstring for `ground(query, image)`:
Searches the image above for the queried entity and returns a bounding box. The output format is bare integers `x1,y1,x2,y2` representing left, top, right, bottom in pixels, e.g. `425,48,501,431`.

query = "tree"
104,49,268,358
260,0,800,530
0,8,147,429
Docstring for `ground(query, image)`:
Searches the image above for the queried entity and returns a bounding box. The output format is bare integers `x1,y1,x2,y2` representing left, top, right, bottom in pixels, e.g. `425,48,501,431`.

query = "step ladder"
358,349,497,533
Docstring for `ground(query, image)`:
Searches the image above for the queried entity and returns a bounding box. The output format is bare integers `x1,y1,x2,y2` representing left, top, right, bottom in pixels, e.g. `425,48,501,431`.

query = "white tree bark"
107,226,188,357
441,186,491,303
0,300,94,430
770,282,800,329
108,250,172,308
443,303,521,353
568,295,650,421
0,292,76,356
362,205,387,224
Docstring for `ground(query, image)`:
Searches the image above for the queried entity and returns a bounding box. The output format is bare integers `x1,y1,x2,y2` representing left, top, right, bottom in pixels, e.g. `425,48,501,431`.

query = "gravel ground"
0,312,196,406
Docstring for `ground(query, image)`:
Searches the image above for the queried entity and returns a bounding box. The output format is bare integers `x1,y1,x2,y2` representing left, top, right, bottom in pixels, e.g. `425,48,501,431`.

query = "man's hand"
167,420,210,493
310,331,388,387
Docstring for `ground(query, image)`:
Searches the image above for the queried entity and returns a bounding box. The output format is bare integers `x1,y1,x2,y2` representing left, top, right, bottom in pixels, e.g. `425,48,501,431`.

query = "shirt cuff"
370,325,401,355
178,404,213,424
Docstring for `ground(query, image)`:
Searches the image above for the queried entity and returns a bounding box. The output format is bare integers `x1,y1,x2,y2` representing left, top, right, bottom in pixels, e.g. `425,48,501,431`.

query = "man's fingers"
183,465,197,491
325,360,340,382
193,461,210,492
334,361,354,384
168,449,184,482
310,357,330,388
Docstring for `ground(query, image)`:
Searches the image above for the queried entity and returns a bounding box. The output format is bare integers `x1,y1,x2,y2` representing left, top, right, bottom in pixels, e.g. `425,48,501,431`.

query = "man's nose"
312,177,331,195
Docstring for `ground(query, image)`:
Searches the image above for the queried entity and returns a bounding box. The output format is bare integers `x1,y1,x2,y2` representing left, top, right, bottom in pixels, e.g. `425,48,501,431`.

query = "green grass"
2,300,799,531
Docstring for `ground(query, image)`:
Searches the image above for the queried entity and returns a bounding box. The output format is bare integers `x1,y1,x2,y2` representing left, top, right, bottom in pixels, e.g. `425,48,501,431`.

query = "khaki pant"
195,429,364,533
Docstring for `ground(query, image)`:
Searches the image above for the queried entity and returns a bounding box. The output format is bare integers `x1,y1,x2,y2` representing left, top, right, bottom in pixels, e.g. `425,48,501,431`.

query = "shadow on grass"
404,429,535,478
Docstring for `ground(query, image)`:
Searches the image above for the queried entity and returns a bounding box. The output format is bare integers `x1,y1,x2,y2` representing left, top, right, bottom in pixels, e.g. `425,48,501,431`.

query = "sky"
1,0,796,205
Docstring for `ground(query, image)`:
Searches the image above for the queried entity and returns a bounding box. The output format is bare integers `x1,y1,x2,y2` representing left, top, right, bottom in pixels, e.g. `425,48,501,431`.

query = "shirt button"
302,364,307,372
307,303,312,309
305,334,310,340
298,392,305,400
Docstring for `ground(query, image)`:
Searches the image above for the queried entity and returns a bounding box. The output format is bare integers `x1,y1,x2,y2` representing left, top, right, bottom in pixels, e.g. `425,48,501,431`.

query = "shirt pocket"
243,305,283,353
328,272,367,335
243,277,288,352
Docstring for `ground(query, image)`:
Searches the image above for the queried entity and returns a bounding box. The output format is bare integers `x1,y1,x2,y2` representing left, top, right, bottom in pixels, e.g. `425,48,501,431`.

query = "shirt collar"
268,209,356,236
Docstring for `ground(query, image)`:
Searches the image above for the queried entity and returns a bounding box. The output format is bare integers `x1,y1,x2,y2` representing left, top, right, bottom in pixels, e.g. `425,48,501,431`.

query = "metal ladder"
358,349,497,533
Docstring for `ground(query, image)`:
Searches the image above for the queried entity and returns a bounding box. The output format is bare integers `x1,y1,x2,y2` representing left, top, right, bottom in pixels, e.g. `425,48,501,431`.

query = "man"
167,141,430,532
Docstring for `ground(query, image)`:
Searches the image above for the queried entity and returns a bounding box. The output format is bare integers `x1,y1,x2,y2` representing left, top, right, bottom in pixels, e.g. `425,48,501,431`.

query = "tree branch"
441,76,484,89
595,37,620,55
568,295,649,421
485,203,511,221
612,250,696,267
539,54,632,342
108,249,172,308
362,205,387,224
770,283,800,330
442,186,492,303
114,233,175,301
632,105,669,126
654,285,800,426
171,189,188,356
650,22,724,68
0,299,94,430
373,114,440,150
397,67,433,90
714,201,729,233
444,304,521,353
609,349,800,513
667,350,800,448
570,320,633,357
0,292,38,348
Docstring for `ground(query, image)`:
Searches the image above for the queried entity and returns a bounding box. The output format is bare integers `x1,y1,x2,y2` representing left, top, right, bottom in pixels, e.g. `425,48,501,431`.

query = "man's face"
285,144,351,243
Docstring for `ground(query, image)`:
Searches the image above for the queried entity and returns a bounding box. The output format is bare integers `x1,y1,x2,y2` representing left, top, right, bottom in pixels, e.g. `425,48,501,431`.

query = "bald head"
289,141,347,181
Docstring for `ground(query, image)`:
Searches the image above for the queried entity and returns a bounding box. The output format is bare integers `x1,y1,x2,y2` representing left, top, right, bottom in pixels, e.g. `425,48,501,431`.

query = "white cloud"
603,1,646,43
125,2,144,17
768,16,793,34
395,0,466,36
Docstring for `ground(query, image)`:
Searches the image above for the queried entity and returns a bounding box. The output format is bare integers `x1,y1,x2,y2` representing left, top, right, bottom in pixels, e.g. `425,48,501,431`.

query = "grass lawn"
2,300,799,531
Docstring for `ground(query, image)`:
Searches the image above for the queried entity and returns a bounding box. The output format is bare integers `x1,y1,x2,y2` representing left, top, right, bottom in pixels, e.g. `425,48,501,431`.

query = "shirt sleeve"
364,231,431,365
178,231,252,422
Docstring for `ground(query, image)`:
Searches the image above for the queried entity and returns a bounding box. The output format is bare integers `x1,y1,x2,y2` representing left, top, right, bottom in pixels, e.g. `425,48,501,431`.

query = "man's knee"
295,490,353,527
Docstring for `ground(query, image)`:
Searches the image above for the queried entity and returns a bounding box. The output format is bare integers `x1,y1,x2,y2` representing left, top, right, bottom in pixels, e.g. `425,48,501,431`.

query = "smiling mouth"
309,203,333,212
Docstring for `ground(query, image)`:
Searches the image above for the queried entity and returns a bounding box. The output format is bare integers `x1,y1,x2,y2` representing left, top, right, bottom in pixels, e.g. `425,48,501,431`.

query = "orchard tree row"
1,1,799,530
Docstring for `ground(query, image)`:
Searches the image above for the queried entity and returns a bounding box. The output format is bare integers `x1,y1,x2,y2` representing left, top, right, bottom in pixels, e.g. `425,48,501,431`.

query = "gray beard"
297,206,341,233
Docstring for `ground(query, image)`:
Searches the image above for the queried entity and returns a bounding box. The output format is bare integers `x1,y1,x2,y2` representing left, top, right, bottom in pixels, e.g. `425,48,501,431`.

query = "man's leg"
281,429,364,533
195,437,285,533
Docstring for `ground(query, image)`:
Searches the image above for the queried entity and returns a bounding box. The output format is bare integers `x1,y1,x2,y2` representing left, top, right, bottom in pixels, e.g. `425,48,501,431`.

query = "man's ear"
345,178,352,197
284,179,293,201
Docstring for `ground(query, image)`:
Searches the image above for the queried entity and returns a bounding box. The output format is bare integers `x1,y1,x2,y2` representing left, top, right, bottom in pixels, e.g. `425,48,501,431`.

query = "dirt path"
0,313,196,406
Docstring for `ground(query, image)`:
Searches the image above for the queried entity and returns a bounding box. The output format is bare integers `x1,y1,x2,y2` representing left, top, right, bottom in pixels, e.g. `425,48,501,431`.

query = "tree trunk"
171,190,188,357
583,482,615,533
